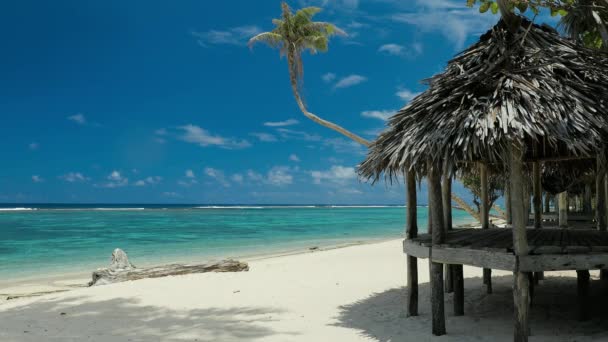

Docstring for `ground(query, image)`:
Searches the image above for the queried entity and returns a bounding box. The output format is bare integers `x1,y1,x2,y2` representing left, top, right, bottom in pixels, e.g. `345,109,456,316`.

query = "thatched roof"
359,18,608,182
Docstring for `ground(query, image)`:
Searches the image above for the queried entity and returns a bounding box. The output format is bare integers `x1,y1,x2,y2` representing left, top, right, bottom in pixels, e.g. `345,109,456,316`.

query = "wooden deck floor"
404,228,608,272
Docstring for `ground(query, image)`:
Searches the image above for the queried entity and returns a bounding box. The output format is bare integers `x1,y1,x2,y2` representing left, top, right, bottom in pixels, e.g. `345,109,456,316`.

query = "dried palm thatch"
359,18,608,183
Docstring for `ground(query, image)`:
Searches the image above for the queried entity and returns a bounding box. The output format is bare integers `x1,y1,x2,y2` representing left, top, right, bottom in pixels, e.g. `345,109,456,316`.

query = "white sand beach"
1,239,607,342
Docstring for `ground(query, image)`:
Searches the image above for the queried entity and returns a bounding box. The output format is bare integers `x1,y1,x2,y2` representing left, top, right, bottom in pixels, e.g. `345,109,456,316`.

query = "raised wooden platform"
404,228,608,272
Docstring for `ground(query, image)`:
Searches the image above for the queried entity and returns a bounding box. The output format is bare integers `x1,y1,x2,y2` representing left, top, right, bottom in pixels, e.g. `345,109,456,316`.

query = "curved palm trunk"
286,50,371,146
452,193,481,222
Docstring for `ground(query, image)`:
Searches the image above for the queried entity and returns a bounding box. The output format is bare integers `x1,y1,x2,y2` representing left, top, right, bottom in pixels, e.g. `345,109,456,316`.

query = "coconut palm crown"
249,3,344,93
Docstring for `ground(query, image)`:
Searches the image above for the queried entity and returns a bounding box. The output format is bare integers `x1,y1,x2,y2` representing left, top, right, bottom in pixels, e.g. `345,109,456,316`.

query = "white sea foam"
0,207,37,211
328,205,403,208
194,206,265,209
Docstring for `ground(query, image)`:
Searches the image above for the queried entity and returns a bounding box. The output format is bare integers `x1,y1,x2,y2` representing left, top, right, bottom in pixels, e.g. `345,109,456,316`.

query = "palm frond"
248,32,284,49
294,7,322,26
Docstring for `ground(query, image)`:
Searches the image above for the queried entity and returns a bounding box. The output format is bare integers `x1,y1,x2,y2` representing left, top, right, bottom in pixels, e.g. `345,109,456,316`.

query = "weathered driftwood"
89,249,248,286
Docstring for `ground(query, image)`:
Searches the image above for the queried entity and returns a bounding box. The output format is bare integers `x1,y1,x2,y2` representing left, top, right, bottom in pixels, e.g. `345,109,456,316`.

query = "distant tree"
467,0,608,48
461,170,505,214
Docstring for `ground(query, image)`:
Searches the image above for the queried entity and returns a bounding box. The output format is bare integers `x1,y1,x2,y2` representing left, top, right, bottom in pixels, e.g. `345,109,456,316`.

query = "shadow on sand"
334,274,608,341
0,295,294,342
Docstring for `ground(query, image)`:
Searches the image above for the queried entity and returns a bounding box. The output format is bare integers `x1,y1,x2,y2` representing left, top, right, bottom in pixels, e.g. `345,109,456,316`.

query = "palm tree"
248,2,370,146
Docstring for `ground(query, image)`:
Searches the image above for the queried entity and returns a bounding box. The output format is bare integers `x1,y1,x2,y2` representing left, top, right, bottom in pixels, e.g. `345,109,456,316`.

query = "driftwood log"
89,249,249,286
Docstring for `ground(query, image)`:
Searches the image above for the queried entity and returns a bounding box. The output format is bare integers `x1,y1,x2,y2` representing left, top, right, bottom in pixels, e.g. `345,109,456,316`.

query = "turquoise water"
0,205,476,280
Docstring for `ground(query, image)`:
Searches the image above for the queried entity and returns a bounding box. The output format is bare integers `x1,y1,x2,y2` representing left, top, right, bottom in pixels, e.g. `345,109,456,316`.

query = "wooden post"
453,264,464,316
511,142,530,342
596,167,608,280
428,199,433,234
406,170,419,317
544,192,550,214
428,160,446,336
506,184,512,224
532,161,543,282
576,270,590,321
480,163,490,229
597,154,606,231
533,161,542,229
442,169,453,293
480,163,492,293
558,191,568,228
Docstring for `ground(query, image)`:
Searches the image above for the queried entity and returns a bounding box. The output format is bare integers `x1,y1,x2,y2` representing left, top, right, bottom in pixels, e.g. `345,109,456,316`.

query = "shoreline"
0,237,602,341
0,236,404,301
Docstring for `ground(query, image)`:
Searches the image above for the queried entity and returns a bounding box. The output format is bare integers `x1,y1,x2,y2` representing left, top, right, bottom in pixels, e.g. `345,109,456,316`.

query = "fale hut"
359,17,608,341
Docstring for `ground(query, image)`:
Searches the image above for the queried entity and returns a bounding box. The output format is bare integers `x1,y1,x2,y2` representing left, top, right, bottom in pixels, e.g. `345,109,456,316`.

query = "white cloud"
263,119,299,127
378,43,404,55
231,173,244,184
32,175,44,183
135,176,162,187
311,165,357,185
396,88,421,102
322,73,336,83
361,109,396,121
250,132,278,142
204,167,230,187
289,154,301,162
300,0,359,11
323,137,366,155
108,171,122,181
178,124,251,149
29,142,39,150
277,128,322,142
60,172,89,183
245,167,294,186
334,74,367,89
267,166,293,186
391,0,495,50
378,43,423,57
247,170,264,182
67,113,87,125
186,169,195,178
192,25,261,47
99,170,128,188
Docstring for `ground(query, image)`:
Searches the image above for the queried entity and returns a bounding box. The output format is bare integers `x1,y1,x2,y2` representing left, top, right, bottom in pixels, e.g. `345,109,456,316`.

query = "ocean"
0,204,476,281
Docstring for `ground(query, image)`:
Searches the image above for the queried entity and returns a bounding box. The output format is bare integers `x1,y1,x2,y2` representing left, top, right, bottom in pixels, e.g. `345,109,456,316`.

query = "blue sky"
0,0,556,204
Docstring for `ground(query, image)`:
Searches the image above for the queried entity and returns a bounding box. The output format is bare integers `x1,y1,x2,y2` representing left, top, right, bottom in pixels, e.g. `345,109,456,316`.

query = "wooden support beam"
407,256,418,316
453,264,464,316
480,163,492,293
428,160,446,336
506,182,512,224
577,270,590,321
510,142,530,342
406,170,419,317
442,169,453,293
533,161,542,229
583,183,593,215
597,154,607,231
480,163,490,230
558,192,568,228
544,192,550,214
533,162,544,282
442,170,452,231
